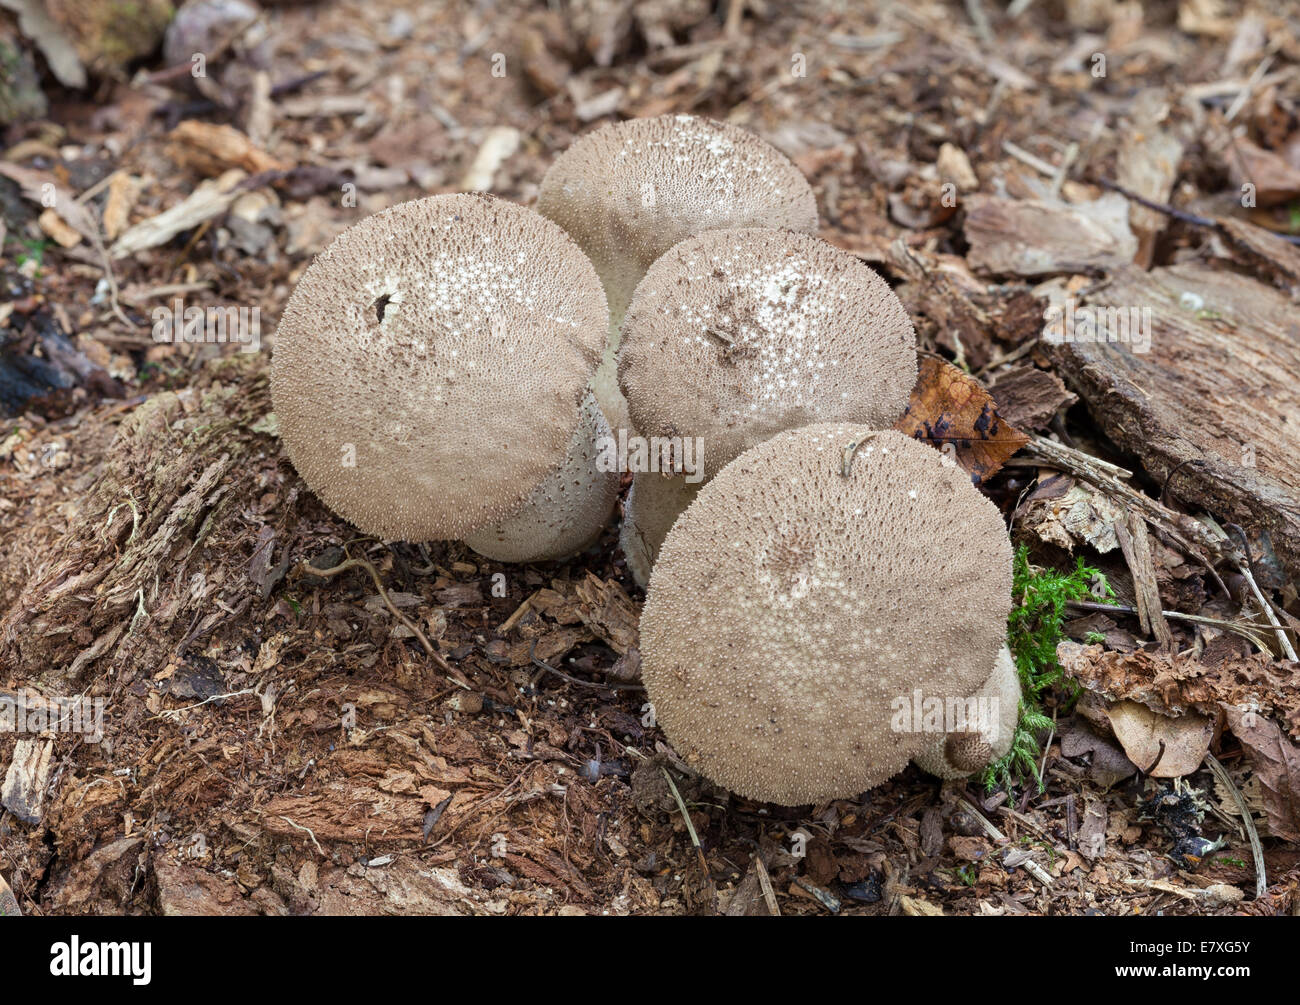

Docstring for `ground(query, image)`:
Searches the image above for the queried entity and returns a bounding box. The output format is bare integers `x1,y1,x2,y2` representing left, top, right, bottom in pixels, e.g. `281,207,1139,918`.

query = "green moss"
981,544,1115,792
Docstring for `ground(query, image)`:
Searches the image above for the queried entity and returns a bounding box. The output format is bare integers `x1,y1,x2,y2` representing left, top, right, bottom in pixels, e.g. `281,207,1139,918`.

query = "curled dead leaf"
1105,700,1214,777
895,356,1029,484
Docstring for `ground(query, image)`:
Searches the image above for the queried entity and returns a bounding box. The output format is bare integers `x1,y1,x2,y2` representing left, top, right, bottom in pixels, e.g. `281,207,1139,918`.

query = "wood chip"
964,192,1138,275
109,169,248,258
1043,262,1300,578
167,120,290,176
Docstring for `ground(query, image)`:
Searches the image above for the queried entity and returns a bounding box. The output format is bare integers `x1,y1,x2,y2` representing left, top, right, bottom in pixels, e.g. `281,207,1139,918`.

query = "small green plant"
1214,856,1247,869
12,235,50,275
952,863,977,886
982,545,1114,792
1084,630,1106,644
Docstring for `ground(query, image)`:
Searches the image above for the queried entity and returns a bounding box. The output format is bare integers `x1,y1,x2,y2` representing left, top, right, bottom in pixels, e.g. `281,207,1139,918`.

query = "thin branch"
1204,752,1266,900
299,553,455,675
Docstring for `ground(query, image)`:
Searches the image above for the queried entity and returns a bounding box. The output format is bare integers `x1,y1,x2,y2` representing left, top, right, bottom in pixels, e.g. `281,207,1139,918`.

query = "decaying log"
0,355,278,686
1044,262,1300,578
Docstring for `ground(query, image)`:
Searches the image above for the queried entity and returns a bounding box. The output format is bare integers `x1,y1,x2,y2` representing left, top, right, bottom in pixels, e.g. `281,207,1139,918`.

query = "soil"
1,0,1299,916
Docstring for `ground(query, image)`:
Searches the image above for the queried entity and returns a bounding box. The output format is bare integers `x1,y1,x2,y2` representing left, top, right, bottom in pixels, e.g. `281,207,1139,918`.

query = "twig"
964,0,993,45
1097,177,1300,246
1050,141,1078,200
1095,177,1217,227
299,553,454,675
1141,739,1167,776
278,815,326,857
793,877,842,913
662,767,716,907
1225,56,1273,123
1037,708,1057,787
754,854,781,916
1204,752,1266,899
840,431,881,477
529,640,644,692
723,0,745,36
1002,139,1060,178
156,688,257,720
1024,435,1234,598
1065,600,1273,650
1225,524,1298,662
957,797,1054,886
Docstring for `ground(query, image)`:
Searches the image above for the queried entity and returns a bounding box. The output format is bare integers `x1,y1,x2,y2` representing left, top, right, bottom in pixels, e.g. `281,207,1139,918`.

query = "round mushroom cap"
639,425,1014,805
912,645,1021,779
619,228,917,478
536,115,819,322
271,193,608,542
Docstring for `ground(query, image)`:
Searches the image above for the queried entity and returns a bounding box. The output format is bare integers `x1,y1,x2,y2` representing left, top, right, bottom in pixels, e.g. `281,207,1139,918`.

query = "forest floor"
1,0,1299,915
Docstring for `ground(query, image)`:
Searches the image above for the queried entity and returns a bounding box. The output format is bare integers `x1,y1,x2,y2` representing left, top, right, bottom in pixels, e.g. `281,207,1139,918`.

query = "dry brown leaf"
1105,700,1213,777
167,120,290,176
38,207,81,247
102,171,142,240
109,169,247,258
894,355,1029,485
1057,640,1300,741
1227,138,1300,208
1224,705,1300,843
0,162,99,243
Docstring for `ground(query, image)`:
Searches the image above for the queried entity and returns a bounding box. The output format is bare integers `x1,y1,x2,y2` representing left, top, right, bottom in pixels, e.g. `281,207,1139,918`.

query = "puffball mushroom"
639,425,1013,806
271,192,618,562
536,114,818,430
911,646,1021,779
616,228,917,586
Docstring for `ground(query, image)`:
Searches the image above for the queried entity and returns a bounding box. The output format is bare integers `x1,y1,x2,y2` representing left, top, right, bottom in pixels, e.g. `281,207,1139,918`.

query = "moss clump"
45,0,175,80
982,545,1114,791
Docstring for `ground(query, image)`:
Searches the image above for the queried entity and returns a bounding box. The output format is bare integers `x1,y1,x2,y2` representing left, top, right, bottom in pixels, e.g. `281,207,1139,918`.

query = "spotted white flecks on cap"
640,426,1013,805
271,193,608,543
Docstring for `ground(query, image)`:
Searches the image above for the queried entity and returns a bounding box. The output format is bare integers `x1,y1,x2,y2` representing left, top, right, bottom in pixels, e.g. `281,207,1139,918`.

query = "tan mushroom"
462,393,617,562
271,192,617,562
639,425,1013,805
536,115,818,430
911,646,1021,779
617,228,917,586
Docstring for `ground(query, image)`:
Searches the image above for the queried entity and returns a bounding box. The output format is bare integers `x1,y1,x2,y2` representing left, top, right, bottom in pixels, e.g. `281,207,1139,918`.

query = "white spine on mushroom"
911,645,1022,780
464,392,619,563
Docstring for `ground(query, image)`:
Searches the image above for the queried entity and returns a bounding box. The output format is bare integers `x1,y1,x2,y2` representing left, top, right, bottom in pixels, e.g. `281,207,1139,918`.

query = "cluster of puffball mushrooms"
271,114,1020,807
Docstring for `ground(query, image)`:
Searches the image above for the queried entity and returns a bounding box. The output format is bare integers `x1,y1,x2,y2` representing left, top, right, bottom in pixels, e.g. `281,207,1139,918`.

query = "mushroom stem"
464,392,619,563
592,316,632,436
912,645,1022,780
619,470,702,588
